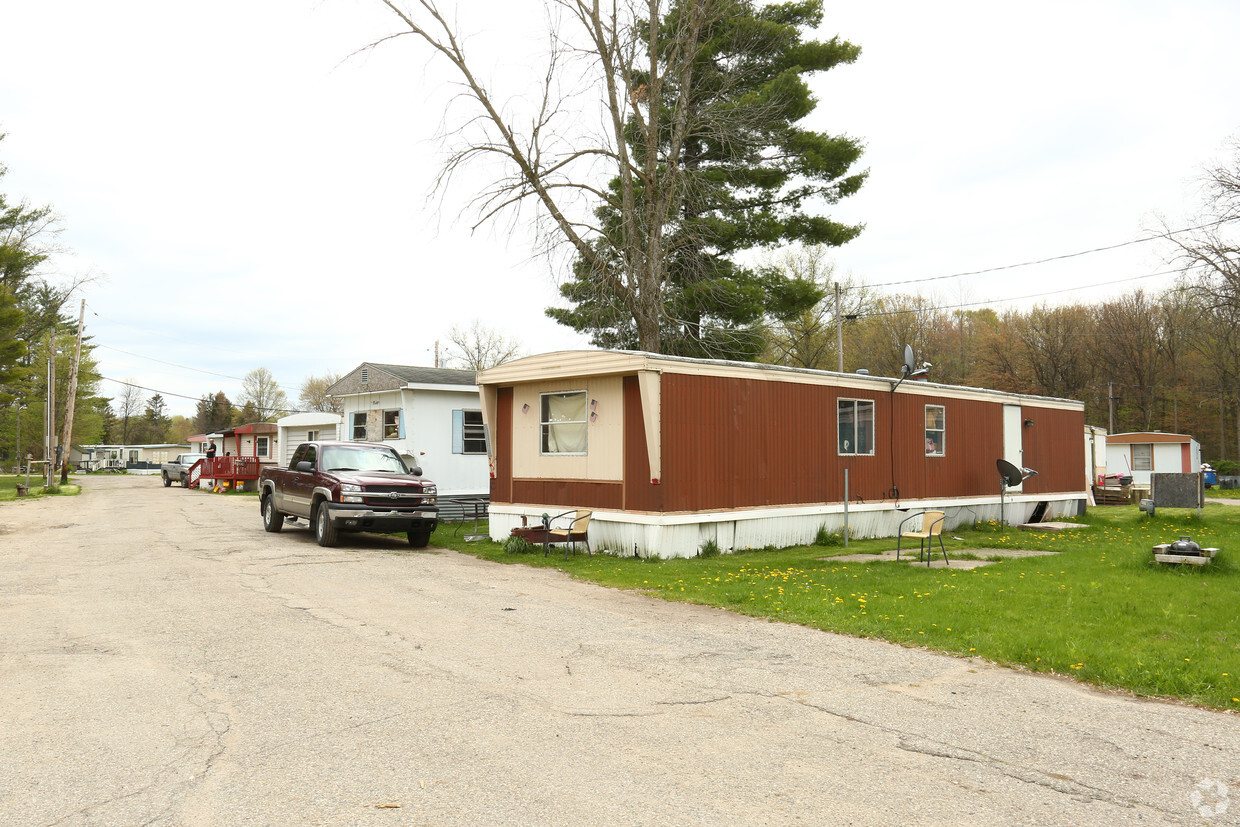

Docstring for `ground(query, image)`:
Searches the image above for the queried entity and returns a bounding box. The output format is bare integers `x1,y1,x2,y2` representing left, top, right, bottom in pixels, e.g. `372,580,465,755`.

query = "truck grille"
362,485,434,506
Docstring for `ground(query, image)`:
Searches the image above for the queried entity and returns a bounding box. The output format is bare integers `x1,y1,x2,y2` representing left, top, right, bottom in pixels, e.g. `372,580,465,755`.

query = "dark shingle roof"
368,363,477,386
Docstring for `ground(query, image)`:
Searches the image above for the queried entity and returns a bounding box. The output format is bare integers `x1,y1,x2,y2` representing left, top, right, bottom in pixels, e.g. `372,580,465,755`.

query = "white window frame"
351,412,367,441
837,399,875,456
925,405,945,457
540,390,589,456
1133,443,1153,471
256,436,270,458
382,409,401,440
306,429,318,442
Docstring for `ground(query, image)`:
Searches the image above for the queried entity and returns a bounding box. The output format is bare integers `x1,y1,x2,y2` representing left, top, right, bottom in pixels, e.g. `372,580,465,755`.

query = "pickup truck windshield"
320,445,410,474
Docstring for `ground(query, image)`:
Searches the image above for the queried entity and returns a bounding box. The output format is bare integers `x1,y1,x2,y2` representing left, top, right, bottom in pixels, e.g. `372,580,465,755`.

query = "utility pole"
59,299,86,483
834,283,843,372
46,339,56,488
434,340,440,369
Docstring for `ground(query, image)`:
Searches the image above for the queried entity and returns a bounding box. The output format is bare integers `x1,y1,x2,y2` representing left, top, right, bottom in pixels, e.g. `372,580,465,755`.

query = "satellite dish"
903,344,915,375
997,458,1025,487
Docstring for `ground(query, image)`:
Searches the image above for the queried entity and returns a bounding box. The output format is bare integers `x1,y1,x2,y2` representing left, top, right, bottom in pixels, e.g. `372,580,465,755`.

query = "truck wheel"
407,525,433,548
313,504,339,548
261,495,284,533
163,473,172,488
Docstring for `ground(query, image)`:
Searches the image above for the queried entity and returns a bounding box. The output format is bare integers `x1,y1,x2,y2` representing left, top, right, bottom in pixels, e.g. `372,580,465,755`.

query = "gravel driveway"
1,475,1237,825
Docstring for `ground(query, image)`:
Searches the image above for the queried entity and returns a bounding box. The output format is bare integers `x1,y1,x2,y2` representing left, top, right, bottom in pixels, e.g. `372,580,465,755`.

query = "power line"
95,345,247,382
859,218,1234,290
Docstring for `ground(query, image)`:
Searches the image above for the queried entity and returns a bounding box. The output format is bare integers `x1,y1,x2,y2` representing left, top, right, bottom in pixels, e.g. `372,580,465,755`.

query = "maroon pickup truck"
258,441,439,548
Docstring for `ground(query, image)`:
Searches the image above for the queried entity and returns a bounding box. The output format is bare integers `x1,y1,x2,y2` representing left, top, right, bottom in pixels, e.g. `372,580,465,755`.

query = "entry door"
1003,405,1024,492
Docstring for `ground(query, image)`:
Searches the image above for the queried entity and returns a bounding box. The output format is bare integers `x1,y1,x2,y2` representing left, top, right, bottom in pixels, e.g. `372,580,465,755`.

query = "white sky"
2,0,1238,418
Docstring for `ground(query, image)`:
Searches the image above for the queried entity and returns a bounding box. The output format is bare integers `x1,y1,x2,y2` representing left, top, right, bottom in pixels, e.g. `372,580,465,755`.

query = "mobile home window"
925,405,945,456
306,430,318,442
351,412,367,441
838,399,875,456
383,410,401,440
453,410,488,454
1133,443,1153,471
256,436,270,458
541,391,588,455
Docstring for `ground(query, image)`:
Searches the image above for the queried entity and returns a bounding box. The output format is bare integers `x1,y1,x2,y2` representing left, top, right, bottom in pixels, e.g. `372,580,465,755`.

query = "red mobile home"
477,351,1088,558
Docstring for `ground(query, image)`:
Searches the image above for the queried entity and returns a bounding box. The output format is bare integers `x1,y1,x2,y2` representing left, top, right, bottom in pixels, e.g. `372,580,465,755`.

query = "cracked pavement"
1,475,1238,825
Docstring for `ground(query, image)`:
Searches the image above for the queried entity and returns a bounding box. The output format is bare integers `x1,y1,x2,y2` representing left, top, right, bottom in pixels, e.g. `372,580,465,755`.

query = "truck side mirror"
295,461,314,472
410,466,422,476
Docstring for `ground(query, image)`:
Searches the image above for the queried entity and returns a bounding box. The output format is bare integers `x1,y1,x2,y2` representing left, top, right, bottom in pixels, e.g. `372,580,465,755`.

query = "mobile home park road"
2,476,1237,826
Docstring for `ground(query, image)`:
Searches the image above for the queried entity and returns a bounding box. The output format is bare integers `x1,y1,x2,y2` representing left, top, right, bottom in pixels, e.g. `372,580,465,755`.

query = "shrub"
1213,459,1239,476
504,535,537,554
814,525,845,546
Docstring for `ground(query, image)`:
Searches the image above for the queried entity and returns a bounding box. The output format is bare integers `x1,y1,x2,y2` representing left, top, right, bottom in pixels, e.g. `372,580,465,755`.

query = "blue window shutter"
452,409,464,454
398,411,406,440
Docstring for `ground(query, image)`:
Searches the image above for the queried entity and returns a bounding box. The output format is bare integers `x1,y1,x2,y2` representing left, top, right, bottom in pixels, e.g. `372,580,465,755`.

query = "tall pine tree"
548,0,865,359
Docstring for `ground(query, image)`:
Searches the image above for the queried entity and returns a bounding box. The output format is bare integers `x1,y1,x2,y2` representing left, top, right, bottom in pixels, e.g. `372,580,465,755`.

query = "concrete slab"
826,548,1059,568
1018,521,1089,531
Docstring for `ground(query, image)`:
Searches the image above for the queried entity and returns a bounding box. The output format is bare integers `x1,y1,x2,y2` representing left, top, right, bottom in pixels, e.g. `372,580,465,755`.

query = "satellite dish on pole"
903,344,915,376
997,459,1025,488
996,459,1039,525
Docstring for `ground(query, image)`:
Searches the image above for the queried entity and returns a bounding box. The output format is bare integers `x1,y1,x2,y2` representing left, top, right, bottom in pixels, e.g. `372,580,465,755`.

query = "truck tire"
407,524,433,548
163,473,172,488
313,503,339,548
261,494,284,533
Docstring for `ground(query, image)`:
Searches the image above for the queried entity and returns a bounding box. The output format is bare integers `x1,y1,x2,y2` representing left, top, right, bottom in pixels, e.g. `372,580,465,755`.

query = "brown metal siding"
511,479,624,510
491,387,513,504
1021,405,1086,494
660,375,1055,512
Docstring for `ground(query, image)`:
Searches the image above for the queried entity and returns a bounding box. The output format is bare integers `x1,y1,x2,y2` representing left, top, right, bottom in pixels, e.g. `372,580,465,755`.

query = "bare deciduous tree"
115,380,145,444
298,373,343,414
238,367,289,422
444,321,523,371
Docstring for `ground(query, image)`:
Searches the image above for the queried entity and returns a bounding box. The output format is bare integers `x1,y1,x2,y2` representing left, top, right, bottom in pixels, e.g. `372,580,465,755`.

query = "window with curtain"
837,399,875,456
383,410,400,440
925,405,945,456
541,391,588,454
1133,443,1152,471
351,412,366,441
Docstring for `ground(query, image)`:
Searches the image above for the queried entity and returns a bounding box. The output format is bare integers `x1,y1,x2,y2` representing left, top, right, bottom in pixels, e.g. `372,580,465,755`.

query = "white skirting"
489,494,1088,559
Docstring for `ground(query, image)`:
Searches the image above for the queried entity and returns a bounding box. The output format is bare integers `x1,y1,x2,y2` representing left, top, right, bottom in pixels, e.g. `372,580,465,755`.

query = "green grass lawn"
431,506,1240,710
0,475,81,502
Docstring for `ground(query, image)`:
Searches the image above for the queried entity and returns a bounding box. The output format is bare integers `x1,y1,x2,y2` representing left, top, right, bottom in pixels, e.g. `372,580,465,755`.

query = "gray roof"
367,363,478,386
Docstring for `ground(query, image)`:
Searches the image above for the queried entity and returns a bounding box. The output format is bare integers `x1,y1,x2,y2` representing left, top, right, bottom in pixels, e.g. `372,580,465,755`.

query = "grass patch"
431,508,1240,710
0,475,82,502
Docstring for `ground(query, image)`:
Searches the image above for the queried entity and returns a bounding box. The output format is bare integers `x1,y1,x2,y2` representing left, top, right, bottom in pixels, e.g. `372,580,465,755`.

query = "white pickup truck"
161,453,207,487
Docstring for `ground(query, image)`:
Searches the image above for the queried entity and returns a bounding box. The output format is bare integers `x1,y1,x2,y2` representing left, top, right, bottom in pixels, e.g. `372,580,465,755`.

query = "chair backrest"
574,510,592,531
924,510,945,536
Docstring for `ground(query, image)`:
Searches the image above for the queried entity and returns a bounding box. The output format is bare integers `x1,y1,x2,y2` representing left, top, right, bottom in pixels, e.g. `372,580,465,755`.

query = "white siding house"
1105,432,1201,486
328,364,489,498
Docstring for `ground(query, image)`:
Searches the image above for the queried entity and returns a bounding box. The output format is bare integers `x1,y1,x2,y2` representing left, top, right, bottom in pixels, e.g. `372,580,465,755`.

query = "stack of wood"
1092,484,1132,505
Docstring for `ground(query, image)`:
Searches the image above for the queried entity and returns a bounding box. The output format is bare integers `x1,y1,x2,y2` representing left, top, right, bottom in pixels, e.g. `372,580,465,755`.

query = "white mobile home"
1104,432,1200,486
328,363,489,498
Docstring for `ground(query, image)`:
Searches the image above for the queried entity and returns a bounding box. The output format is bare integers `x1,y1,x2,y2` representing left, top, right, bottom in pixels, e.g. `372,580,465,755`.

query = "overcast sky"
2,0,1238,418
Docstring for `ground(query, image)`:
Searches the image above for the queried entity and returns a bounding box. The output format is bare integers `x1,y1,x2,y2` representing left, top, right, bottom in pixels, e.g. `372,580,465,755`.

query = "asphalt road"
1,475,1238,826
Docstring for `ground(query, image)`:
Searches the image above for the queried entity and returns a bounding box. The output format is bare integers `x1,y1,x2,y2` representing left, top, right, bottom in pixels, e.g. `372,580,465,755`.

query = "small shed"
477,350,1090,558
1105,432,1200,487
276,412,343,466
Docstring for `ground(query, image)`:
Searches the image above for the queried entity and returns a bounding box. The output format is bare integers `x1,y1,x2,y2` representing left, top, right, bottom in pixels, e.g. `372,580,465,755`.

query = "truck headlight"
422,485,437,504
341,483,364,504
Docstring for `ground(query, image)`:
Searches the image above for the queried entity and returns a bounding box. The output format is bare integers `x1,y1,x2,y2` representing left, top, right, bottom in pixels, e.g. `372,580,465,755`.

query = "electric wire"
857,217,1234,290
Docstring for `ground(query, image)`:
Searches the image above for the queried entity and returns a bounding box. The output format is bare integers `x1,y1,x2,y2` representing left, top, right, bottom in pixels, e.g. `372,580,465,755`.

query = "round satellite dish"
903,344,915,374
997,458,1025,487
